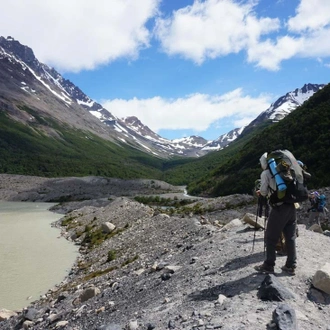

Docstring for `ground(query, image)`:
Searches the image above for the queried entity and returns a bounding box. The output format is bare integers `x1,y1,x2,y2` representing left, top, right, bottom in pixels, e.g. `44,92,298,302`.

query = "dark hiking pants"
264,203,297,268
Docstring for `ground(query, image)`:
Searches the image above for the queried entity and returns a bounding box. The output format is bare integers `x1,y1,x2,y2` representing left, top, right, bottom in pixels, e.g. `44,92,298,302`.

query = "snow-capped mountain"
0,36,326,158
246,83,325,129
0,36,207,157
202,126,246,151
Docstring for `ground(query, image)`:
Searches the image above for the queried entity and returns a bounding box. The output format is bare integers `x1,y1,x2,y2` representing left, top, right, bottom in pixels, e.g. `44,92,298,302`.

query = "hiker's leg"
282,204,297,269
265,206,285,267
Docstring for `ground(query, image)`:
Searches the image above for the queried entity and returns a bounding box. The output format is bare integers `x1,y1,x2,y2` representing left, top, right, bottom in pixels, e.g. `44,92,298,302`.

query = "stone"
0,309,17,321
242,213,264,229
80,286,101,302
102,222,116,233
258,275,295,301
312,263,330,295
272,304,297,330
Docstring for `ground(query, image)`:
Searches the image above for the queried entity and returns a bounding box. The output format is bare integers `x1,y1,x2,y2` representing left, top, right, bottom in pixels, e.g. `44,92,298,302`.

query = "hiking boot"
254,263,274,274
281,265,296,275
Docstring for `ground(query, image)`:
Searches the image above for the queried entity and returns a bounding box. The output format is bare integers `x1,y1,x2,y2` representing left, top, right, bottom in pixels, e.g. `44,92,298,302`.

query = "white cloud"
154,0,330,70
246,0,330,69
287,0,330,32
101,89,271,133
0,0,160,72
154,0,280,64
2,0,329,74
247,36,304,71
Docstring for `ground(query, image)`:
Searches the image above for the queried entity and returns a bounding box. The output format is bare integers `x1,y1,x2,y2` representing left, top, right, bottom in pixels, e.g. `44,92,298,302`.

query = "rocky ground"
0,174,329,330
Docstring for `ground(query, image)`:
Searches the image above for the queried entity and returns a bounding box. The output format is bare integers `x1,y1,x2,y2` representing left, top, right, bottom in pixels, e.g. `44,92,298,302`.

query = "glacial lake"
0,201,78,310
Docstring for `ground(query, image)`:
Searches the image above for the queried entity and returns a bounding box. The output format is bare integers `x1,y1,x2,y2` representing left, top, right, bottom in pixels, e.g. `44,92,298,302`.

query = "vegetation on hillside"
186,83,330,196
1,83,330,199
0,110,164,179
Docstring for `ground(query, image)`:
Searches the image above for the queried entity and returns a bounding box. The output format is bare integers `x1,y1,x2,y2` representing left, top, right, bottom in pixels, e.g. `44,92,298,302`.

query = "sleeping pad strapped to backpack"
266,149,309,205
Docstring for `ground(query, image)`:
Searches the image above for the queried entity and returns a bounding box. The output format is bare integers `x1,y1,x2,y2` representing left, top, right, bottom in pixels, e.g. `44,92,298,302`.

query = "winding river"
0,201,78,310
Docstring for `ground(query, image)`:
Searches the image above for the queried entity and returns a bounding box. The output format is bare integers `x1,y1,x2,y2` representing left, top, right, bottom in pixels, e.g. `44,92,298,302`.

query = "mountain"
0,36,223,158
0,36,205,158
0,36,325,160
202,126,246,151
122,116,210,157
1,35,329,191
245,83,325,130
186,82,330,197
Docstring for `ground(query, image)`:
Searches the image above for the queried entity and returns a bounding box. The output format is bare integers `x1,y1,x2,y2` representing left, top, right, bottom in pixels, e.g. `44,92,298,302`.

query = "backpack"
266,149,309,205
317,194,327,212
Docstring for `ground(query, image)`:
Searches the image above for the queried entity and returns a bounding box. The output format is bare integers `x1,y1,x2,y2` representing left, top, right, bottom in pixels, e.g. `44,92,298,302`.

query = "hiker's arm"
259,170,270,197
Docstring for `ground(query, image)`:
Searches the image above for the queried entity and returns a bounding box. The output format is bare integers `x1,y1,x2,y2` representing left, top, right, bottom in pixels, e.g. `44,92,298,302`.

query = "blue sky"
1,0,330,141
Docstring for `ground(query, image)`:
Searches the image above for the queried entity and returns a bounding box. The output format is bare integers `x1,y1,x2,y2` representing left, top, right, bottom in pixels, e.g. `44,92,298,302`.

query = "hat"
297,160,304,167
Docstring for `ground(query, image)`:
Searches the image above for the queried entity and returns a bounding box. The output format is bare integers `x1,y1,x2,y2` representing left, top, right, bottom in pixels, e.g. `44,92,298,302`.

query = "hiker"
254,152,297,275
255,177,284,254
308,191,327,225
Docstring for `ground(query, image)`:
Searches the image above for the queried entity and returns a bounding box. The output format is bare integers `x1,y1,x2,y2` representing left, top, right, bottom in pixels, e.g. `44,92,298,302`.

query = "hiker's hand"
256,190,261,196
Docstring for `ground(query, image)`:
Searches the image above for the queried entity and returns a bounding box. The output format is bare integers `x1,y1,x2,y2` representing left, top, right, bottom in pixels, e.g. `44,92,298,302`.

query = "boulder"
242,213,264,229
272,303,297,330
0,309,17,321
312,263,330,294
101,222,116,234
258,274,295,301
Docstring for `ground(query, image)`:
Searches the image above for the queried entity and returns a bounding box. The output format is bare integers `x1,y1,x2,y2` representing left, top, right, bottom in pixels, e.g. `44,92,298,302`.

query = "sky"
1,0,330,141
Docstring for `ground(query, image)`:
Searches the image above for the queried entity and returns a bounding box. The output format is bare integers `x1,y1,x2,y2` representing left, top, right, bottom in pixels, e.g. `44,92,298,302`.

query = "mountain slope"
187,83,330,196
1,36,325,160
0,36,213,158
1,36,329,193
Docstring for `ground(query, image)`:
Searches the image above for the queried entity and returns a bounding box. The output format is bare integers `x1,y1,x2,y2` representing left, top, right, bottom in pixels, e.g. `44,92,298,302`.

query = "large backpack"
266,149,309,205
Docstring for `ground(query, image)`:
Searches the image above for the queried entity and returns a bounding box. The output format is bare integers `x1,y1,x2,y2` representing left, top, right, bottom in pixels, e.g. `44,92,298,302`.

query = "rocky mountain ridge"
0,175,329,330
0,36,326,158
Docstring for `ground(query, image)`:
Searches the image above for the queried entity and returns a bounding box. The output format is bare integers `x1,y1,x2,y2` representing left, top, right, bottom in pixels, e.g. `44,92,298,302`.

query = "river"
0,201,78,310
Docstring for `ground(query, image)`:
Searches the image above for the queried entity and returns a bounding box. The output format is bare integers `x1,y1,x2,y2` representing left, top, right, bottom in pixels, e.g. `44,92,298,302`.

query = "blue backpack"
317,194,327,212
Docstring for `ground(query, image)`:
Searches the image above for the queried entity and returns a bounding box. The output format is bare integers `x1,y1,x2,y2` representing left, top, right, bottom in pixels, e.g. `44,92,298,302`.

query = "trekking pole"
252,197,261,252
263,199,269,257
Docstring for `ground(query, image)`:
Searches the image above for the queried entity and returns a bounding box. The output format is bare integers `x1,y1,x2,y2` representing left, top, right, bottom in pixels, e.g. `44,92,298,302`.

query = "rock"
55,320,69,328
80,286,101,302
258,274,295,301
0,309,17,321
23,307,38,321
127,320,138,330
308,224,323,233
220,218,243,231
242,213,264,229
102,222,116,233
272,303,297,330
23,320,34,329
312,263,330,294
47,313,62,324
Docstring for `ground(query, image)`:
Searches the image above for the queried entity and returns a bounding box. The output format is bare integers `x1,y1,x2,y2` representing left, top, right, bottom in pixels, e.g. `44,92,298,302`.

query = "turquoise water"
0,201,78,310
